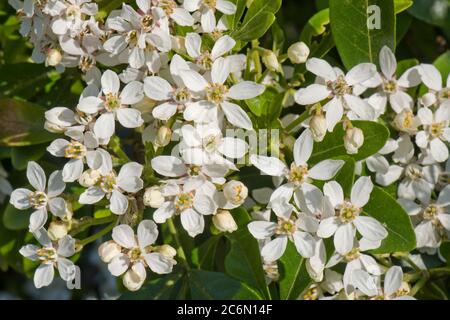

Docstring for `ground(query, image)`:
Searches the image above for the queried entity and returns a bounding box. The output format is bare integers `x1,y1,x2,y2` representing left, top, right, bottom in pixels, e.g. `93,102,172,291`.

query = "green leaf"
394,0,413,13
440,241,450,266
245,87,283,125
0,63,50,98
408,0,450,29
309,121,390,164
120,272,185,300
232,0,282,41
3,203,30,230
11,144,47,170
232,12,276,42
329,0,396,69
189,270,263,300
364,186,416,254
300,9,330,45
278,241,311,300
191,236,221,271
226,0,247,28
0,99,57,147
225,229,270,299
334,156,356,197
432,51,450,80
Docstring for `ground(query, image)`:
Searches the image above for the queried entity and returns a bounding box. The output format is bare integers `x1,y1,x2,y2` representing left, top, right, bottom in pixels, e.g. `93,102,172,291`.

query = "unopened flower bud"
48,221,68,240
288,42,310,64
262,50,282,73
155,244,177,259
309,114,327,142
46,48,62,67
123,267,145,291
344,127,364,154
213,210,238,233
155,126,172,147
223,181,248,206
78,169,101,187
143,186,165,208
98,240,122,263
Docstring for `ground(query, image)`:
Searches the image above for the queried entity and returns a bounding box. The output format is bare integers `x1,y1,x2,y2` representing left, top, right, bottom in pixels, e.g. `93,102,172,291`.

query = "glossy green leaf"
394,0,414,13
0,99,57,147
189,270,263,300
440,241,450,266
334,156,356,197
309,121,390,164
120,272,185,300
300,9,330,45
11,144,47,170
225,229,270,299
330,0,396,69
232,0,282,41
432,51,450,79
408,0,450,29
191,236,221,271
278,241,311,300
364,187,416,254
3,203,30,230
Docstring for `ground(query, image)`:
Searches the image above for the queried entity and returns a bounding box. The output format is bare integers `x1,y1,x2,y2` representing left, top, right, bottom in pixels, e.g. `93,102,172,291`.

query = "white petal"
247,221,277,239
379,46,397,79
143,76,173,101
323,181,344,207
221,101,253,130
29,209,48,232
120,81,144,105
218,137,248,159
211,57,230,84
317,217,339,238
48,197,67,218
309,160,344,180
227,82,265,100
306,58,336,81
325,97,344,132
354,216,388,241
185,32,202,58
151,156,187,177
211,35,236,60
293,231,316,258
112,224,137,249
47,171,66,197
57,235,75,257
179,69,208,92
94,112,115,140
293,129,313,165
79,187,105,204
34,263,54,288
10,188,32,210
137,220,158,248
294,84,330,105
108,253,130,276
144,252,173,274
193,194,217,215
27,161,46,192
345,63,377,85
250,154,287,177
153,202,175,223
110,190,129,215
116,108,144,128
261,236,288,261
351,176,373,208
430,138,449,162
334,224,355,255
419,64,442,91
384,266,403,297
180,208,204,237
63,159,84,183
101,70,120,95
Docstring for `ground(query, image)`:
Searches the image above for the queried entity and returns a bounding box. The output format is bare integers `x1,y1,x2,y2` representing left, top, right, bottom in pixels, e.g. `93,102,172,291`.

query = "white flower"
179,123,248,168
248,197,318,261
78,162,144,215
288,42,310,64
183,0,236,33
50,0,98,36
351,266,414,300
367,46,421,114
317,177,388,255
152,179,218,237
179,57,265,130
392,109,421,135
143,186,165,208
143,55,196,121
104,3,172,68
418,63,450,107
326,238,382,294
151,0,195,26
77,70,144,140
47,128,113,182
399,185,450,249
250,129,344,205
100,220,176,291
185,33,241,72
10,162,67,232
19,229,77,288
416,104,450,163
295,58,377,131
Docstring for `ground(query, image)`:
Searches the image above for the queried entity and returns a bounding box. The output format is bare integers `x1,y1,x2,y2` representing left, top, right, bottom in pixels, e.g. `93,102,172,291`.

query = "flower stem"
79,219,118,247
167,218,190,270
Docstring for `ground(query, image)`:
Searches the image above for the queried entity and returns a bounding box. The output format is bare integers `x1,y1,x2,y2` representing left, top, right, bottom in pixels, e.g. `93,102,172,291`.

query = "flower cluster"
6,0,449,300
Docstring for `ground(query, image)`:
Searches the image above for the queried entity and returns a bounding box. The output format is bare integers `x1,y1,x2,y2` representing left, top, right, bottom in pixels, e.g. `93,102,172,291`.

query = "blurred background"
0,0,449,299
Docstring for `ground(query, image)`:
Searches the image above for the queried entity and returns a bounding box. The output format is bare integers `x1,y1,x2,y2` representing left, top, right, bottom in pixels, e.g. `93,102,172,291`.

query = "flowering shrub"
0,0,449,300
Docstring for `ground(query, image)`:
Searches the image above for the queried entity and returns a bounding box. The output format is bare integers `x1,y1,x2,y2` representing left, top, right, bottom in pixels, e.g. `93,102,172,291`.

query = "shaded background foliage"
0,0,449,299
